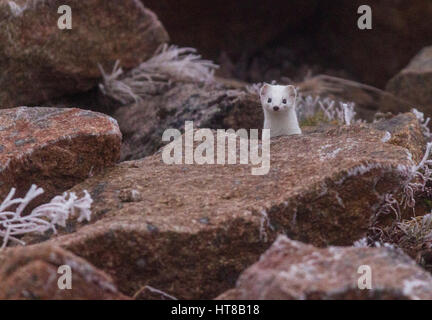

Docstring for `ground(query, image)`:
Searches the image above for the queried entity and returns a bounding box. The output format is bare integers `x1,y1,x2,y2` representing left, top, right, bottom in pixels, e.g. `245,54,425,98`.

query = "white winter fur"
260,84,301,137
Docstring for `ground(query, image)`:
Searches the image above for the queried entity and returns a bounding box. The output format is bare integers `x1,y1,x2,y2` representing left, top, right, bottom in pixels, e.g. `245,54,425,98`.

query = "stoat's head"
259,84,297,113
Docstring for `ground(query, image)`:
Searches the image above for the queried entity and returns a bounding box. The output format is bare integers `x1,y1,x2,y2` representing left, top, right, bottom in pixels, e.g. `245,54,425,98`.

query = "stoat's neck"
263,108,301,137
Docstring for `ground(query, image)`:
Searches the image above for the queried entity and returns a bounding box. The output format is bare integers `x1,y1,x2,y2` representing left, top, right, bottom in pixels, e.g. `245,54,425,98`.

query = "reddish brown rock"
217,235,432,300
0,0,168,107
371,112,425,163
20,116,425,299
0,107,121,207
386,47,432,113
0,244,128,299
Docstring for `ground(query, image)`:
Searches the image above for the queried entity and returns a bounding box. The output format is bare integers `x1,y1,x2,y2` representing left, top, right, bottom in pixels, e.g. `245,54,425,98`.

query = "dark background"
143,0,432,88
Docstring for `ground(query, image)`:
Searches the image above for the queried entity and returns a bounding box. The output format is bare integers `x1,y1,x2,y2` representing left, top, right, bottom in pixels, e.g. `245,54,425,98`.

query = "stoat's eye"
282,99,287,104
267,98,272,103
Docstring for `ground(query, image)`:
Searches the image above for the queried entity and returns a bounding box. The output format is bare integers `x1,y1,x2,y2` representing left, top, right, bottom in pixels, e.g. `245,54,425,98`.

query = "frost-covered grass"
0,184,92,249
376,142,432,224
247,82,359,126
397,213,432,246
133,285,178,300
412,108,431,139
372,108,432,227
99,44,219,104
366,212,432,267
297,95,357,126
5,0,45,17
367,110,432,250
7,1,27,16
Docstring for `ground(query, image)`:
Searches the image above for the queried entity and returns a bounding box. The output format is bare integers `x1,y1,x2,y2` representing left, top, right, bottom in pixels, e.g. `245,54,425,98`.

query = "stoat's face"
259,84,297,113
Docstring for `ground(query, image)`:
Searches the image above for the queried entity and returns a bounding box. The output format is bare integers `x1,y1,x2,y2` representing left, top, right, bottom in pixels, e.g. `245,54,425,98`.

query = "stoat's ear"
260,83,270,97
285,85,297,104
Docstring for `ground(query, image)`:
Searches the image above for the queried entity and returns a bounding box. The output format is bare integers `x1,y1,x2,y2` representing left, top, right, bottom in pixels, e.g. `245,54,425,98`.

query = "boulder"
217,235,432,300
371,112,425,163
115,82,261,160
315,0,432,88
0,244,128,299
386,47,432,113
0,0,168,107
21,114,425,299
0,107,121,207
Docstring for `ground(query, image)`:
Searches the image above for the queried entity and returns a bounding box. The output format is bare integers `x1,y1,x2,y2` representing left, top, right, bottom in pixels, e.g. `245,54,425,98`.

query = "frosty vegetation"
0,185,93,249
384,111,432,252
6,0,44,17
397,213,432,248
375,144,431,224
412,108,431,139
99,44,219,104
363,109,432,251
247,82,358,125
382,143,432,251
7,1,27,16
133,285,178,300
297,95,357,125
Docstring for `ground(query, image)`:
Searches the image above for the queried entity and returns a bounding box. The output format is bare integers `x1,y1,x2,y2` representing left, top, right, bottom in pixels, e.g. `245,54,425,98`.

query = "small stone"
119,189,142,202
147,224,159,233
199,217,210,225
136,258,146,269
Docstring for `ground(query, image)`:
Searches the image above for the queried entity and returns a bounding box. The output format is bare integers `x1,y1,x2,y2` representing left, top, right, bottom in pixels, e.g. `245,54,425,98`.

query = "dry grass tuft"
99,44,219,104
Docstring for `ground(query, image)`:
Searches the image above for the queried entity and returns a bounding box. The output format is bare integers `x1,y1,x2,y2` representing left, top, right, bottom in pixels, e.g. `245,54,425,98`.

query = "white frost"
0,185,93,249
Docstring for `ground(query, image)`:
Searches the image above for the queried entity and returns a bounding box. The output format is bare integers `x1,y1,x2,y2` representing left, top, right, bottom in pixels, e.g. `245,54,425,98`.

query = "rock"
0,244,128,299
0,107,121,208
0,0,168,108
115,82,261,160
115,77,423,162
217,235,432,300
371,112,425,163
315,0,432,88
23,115,425,299
386,47,432,113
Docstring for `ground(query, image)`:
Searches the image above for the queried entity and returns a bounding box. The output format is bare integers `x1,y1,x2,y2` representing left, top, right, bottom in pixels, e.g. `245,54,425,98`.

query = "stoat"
260,84,301,137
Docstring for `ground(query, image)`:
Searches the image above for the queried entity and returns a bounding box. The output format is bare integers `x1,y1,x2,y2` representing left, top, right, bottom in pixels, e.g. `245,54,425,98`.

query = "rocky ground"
1,0,432,300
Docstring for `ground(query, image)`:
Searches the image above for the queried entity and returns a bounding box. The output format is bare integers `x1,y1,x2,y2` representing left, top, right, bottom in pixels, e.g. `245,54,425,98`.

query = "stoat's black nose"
273,106,280,111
